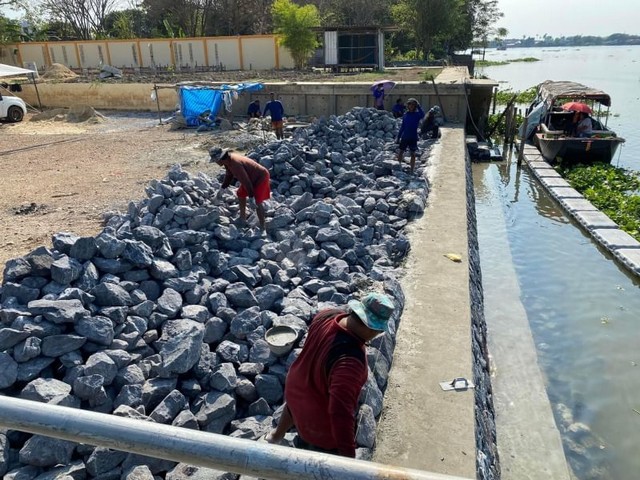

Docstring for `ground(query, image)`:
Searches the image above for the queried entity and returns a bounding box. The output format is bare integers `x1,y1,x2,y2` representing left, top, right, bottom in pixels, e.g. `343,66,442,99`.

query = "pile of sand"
41,63,78,80
30,105,105,123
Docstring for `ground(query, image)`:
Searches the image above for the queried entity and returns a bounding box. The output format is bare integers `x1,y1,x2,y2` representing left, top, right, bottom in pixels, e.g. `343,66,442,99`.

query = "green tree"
0,15,23,43
470,0,504,60
392,0,465,60
272,0,320,69
104,8,151,39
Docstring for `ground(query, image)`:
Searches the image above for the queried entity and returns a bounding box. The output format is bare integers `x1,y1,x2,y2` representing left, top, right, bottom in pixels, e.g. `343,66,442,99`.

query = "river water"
474,46,640,479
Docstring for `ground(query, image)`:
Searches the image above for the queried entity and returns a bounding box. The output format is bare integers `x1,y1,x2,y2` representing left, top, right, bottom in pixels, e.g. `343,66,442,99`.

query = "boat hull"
535,134,624,164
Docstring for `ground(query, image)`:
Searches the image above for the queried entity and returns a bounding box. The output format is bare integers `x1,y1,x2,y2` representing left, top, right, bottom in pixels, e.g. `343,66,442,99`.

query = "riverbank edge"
520,144,640,279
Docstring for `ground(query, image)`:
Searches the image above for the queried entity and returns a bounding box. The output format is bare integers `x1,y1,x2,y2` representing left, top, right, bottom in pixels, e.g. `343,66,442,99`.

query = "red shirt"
285,309,368,457
221,153,269,197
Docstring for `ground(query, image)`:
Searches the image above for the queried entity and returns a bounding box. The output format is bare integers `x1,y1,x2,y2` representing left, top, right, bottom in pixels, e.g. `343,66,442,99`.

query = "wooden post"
518,114,529,166
154,84,162,125
492,87,497,114
503,104,512,147
508,104,516,147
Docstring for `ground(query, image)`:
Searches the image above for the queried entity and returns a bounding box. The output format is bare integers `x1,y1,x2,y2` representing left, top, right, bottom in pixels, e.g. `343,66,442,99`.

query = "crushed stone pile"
0,107,432,479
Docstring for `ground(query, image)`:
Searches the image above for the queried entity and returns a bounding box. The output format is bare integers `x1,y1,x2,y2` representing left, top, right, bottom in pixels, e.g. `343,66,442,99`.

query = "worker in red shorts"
264,292,395,457
210,147,271,230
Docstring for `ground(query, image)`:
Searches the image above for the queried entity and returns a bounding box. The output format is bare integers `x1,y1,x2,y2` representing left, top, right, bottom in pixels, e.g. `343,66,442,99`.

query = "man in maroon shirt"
210,147,271,230
265,292,395,457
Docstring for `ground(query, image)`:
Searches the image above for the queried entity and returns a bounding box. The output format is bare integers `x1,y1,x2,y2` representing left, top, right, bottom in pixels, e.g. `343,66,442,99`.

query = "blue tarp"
178,82,264,127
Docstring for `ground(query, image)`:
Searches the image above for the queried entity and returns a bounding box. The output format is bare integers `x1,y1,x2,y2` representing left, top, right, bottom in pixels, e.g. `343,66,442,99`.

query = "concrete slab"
532,168,562,178
572,210,618,230
612,249,640,275
549,186,583,199
539,177,571,188
528,161,552,169
374,127,475,479
591,229,640,250
560,198,597,212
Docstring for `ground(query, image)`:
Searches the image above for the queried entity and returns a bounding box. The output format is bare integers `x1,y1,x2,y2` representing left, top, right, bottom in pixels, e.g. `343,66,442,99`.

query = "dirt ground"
0,111,240,281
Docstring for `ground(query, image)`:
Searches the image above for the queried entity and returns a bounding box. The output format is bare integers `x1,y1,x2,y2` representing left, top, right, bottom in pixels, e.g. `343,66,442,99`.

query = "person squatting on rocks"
247,99,261,119
421,105,441,139
264,293,395,457
210,147,271,230
263,92,285,140
392,98,406,118
396,98,425,173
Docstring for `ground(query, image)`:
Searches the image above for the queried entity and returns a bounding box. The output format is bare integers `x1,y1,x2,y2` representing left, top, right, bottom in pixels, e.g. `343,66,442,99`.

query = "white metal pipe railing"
0,396,471,480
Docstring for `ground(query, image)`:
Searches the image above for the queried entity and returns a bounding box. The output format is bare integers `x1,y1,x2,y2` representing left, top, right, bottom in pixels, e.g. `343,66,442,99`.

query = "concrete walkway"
374,126,476,479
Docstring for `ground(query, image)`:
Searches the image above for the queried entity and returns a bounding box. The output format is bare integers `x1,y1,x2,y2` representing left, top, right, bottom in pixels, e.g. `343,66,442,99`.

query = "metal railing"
0,396,471,480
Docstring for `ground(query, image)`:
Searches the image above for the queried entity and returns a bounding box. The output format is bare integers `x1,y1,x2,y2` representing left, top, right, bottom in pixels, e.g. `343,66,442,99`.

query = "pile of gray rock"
0,107,430,479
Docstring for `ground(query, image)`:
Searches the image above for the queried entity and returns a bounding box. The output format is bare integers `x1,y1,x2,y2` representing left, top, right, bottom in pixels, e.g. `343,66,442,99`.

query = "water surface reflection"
475,158,640,479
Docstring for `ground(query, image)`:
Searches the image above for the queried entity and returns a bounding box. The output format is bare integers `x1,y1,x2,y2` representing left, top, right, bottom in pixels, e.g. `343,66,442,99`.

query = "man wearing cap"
396,98,425,173
264,292,395,457
210,147,270,230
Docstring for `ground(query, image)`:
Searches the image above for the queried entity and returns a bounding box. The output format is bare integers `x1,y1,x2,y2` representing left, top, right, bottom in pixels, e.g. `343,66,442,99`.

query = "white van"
0,93,27,122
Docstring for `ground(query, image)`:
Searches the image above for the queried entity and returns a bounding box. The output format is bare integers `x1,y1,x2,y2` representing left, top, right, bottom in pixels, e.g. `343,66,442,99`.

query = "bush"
559,163,640,240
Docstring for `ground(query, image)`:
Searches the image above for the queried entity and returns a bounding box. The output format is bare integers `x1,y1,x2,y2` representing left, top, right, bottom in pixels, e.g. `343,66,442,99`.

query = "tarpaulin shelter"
0,63,41,109
176,82,264,127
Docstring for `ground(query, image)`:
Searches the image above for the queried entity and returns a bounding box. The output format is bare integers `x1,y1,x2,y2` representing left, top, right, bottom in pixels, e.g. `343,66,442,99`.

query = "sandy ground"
0,111,240,281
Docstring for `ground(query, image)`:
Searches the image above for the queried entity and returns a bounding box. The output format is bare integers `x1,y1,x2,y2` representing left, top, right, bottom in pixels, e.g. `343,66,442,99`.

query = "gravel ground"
0,111,272,281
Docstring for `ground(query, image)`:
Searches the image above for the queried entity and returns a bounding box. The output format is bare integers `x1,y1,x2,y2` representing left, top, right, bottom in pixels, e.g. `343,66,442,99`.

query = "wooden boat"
521,80,625,164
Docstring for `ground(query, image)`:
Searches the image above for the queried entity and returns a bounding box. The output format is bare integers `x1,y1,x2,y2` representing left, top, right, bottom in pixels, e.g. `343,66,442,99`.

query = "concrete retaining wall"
466,153,500,479
16,82,474,122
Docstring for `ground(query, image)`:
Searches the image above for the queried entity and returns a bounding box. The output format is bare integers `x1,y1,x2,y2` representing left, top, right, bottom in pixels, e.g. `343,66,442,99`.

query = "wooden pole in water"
503,104,512,147
509,104,517,147
518,114,529,166
492,87,497,115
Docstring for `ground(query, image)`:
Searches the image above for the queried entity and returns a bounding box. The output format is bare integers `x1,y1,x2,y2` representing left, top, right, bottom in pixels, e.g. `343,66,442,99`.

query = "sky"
497,0,640,38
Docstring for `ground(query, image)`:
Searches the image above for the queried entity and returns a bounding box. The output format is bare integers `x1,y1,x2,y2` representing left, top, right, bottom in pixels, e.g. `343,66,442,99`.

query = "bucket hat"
348,293,395,332
209,147,231,163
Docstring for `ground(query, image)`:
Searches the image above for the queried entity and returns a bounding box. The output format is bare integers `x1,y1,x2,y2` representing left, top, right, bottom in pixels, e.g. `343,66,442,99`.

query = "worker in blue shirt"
247,99,261,119
396,98,425,173
263,92,285,139
392,98,406,118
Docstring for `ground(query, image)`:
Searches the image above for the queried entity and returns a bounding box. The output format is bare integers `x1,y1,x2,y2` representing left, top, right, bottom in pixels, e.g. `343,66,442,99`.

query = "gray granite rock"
18,435,76,467
123,464,154,480
224,282,258,308
74,315,114,346
166,463,239,480
13,337,41,363
91,282,133,307
254,374,283,404
41,334,86,357
0,352,18,389
86,448,127,477
27,299,89,324
209,363,237,393
194,392,236,433
155,320,205,377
